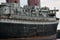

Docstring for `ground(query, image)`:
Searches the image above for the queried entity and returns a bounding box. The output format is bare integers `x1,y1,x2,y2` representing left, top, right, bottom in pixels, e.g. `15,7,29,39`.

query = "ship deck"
0,18,59,24
0,16,57,22
0,38,58,40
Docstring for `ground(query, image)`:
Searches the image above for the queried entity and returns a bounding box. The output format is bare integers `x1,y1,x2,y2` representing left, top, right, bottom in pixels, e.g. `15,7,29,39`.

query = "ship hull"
0,20,58,40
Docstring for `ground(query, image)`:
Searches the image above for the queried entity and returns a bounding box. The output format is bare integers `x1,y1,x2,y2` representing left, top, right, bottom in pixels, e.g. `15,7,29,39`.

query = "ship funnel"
6,0,20,3
28,0,40,7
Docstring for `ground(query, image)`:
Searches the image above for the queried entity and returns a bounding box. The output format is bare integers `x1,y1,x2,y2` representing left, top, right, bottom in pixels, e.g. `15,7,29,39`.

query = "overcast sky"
0,0,60,30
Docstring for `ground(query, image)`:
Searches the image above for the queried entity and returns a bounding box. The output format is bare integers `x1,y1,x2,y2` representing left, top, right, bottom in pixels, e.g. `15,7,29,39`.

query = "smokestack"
6,0,20,3
28,0,40,6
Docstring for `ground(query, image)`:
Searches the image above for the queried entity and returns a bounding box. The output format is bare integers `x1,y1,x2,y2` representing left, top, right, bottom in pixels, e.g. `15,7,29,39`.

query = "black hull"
0,22,58,38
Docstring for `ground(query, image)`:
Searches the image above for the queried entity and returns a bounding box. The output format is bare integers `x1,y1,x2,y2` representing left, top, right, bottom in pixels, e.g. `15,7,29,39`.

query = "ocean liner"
0,0,59,40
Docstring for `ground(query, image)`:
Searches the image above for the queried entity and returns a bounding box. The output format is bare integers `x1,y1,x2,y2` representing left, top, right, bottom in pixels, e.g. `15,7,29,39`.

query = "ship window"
4,8,6,11
25,10,28,12
14,1,17,3
32,7,34,9
6,0,8,2
48,14,55,17
35,3,37,5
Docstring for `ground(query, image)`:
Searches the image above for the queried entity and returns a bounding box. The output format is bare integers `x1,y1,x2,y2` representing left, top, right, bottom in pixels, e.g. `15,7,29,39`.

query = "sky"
0,0,60,30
